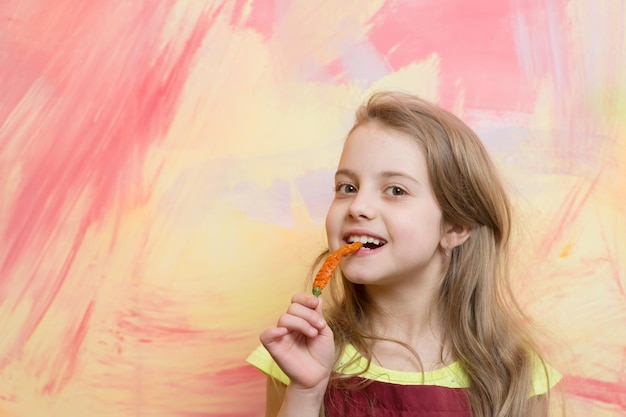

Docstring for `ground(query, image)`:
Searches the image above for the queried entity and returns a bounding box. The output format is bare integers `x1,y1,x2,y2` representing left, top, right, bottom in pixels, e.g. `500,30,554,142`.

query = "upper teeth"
348,235,382,245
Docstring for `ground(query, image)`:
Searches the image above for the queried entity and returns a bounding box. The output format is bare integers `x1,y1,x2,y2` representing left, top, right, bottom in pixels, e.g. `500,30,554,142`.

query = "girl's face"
325,123,447,290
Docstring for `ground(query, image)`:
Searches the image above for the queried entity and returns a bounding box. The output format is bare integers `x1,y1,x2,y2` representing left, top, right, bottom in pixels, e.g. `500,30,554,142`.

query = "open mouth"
347,235,387,250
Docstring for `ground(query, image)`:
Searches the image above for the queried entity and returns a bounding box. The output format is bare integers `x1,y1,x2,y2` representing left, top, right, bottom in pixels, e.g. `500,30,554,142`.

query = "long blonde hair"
320,91,549,417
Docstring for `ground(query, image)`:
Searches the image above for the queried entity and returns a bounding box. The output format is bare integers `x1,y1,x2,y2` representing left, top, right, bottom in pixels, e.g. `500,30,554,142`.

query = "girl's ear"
441,222,471,249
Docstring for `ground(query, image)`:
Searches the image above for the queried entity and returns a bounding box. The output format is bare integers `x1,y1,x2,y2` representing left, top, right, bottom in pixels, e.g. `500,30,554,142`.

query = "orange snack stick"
312,241,362,297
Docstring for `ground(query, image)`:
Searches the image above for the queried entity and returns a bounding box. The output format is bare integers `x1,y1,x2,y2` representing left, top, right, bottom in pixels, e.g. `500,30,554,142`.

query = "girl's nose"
348,191,376,220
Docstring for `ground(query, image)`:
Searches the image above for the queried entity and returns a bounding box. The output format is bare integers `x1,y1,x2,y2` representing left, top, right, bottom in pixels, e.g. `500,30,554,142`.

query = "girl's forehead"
339,124,429,177
343,124,423,157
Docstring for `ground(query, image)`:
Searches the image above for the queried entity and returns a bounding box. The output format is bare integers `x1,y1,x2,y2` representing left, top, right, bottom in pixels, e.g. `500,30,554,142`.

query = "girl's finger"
276,313,321,337
315,296,324,314
259,327,289,346
285,302,326,329
290,293,320,309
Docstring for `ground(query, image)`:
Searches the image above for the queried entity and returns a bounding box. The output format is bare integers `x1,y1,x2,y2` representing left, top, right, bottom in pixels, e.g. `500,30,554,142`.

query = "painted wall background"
0,0,624,416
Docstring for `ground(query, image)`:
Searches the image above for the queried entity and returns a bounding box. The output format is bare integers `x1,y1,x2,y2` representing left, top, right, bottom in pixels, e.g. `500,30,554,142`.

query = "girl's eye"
335,183,357,194
385,186,407,196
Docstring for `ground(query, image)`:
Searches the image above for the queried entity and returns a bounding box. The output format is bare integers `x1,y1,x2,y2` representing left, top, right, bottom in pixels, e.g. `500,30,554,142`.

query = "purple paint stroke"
225,180,294,228
294,169,334,226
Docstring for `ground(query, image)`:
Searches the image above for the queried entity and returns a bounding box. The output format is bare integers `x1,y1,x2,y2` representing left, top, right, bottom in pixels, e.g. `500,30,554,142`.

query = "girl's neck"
364,279,441,335
363,281,451,371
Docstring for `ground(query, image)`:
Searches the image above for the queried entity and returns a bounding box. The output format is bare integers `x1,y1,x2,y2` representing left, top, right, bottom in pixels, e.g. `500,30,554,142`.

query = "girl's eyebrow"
334,168,356,179
379,170,421,185
335,169,421,185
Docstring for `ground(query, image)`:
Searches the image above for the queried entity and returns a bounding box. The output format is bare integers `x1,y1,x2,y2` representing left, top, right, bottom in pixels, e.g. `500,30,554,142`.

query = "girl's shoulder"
527,351,563,396
246,344,291,385
246,343,467,387
246,344,561,395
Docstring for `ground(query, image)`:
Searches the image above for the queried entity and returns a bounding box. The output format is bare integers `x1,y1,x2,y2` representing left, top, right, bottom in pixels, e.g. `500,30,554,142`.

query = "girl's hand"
260,294,335,391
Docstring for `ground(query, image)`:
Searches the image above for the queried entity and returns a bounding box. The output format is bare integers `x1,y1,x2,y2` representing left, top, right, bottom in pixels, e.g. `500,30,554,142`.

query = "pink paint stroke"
236,0,281,39
203,364,265,416
42,300,95,395
365,0,570,111
0,0,226,394
538,173,600,257
599,224,625,298
562,375,626,410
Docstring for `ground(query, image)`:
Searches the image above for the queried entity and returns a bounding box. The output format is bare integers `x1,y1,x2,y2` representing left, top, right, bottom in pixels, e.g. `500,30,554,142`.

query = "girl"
247,91,561,417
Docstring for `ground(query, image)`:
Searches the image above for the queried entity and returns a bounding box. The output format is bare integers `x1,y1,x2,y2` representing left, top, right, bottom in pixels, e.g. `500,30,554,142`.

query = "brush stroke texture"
0,0,625,416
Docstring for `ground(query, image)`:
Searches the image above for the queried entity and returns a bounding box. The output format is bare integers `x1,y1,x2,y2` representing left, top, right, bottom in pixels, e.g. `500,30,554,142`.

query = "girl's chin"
343,275,375,286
